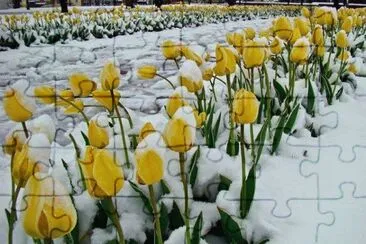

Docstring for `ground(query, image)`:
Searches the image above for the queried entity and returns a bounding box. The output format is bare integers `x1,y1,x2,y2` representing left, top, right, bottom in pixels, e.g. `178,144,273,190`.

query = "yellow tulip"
341,16,353,33
315,46,326,57
164,117,193,152
100,61,120,90
226,32,234,45
139,122,155,142
348,63,358,74
80,146,124,198
34,86,56,104
312,25,324,46
166,93,188,118
88,120,109,148
337,50,350,61
232,89,259,124
213,44,237,76
69,73,96,97
335,30,349,48
135,149,164,185
273,16,293,41
137,65,157,79
289,27,302,45
22,174,77,239
3,132,22,155
57,89,74,107
179,60,203,93
64,99,84,115
314,7,337,26
294,17,310,36
161,40,181,60
3,86,35,122
301,7,310,18
290,37,310,64
92,89,120,112
12,144,39,187
242,39,266,68
193,110,206,128
231,32,245,53
244,27,256,40
181,46,203,66
356,16,362,27
270,37,283,55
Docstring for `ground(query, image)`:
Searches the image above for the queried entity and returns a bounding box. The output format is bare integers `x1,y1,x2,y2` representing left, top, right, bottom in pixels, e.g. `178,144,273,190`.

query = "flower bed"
0,4,301,49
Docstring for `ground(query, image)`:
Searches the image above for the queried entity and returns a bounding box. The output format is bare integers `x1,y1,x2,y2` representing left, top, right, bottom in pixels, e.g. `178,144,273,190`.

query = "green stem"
118,102,133,128
249,124,255,162
226,74,237,156
262,65,272,139
331,48,345,102
210,77,217,102
8,184,21,244
179,152,191,244
156,74,176,89
101,198,125,244
239,124,246,219
43,238,53,244
58,97,89,126
69,134,86,191
110,90,131,169
148,185,163,244
21,121,29,138
174,58,180,69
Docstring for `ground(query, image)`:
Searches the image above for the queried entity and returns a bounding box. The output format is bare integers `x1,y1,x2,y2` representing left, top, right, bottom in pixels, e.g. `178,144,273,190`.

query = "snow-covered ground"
2,16,366,244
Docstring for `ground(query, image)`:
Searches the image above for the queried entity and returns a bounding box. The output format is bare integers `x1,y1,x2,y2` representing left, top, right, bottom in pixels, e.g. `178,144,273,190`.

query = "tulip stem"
156,74,176,89
21,121,29,138
262,65,272,139
148,185,164,244
110,90,131,169
249,69,256,161
331,48,345,104
101,198,125,244
174,59,180,69
58,97,89,126
239,124,247,219
179,152,191,244
69,134,87,191
8,183,21,244
43,238,53,244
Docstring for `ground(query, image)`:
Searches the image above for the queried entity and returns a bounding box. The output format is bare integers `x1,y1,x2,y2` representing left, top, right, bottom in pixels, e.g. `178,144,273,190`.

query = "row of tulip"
2,5,366,244
0,4,301,49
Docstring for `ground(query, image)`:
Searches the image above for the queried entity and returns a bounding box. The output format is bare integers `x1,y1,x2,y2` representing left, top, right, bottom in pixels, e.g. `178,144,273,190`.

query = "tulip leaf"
92,203,108,229
336,86,343,100
32,239,42,244
258,238,270,244
191,212,203,244
244,165,257,218
80,131,90,146
128,181,153,214
218,208,246,244
284,103,300,134
4,209,12,225
63,233,74,244
271,115,287,154
306,81,315,115
159,202,169,238
254,118,270,165
213,113,222,144
273,79,287,104
226,136,239,156
218,174,232,192
160,180,171,195
189,146,200,187
168,201,185,229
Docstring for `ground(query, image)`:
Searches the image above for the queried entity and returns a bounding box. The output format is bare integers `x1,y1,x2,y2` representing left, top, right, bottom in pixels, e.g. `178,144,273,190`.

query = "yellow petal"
138,122,155,142
100,62,120,90
232,89,259,124
34,86,56,104
136,149,164,185
64,99,84,115
162,40,181,60
164,118,193,152
88,120,109,148
3,89,33,122
92,89,120,112
137,65,157,79
69,73,96,97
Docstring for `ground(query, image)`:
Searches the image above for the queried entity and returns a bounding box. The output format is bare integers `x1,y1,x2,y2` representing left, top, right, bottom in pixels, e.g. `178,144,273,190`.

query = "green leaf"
243,165,256,218
271,115,287,154
80,131,90,146
213,113,221,144
5,209,12,225
218,208,246,244
129,181,153,214
159,202,169,239
226,137,239,156
284,103,300,134
160,180,171,195
191,212,203,244
258,238,270,244
254,118,270,165
218,175,233,192
336,86,343,100
189,146,200,187
63,233,74,244
168,201,185,229
273,79,287,104
306,81,315,115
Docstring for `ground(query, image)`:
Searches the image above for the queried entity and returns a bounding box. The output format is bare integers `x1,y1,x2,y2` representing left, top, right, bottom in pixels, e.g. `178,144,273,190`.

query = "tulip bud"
315,46,326,57
294,17,310,36
88,120,109,148
179,60,203,93
270,37,283,55
231,32,245,53
193,110,206,128
139,122,155,142
22,174,77,239
232,89,259,124
137,65,157,79
335,30,349,48
34,86,56,104
166,92,188,118
92,89,120,112
181,46,203,66
80,146,124,198
301,7,310,18
348,63,358,74
200,63,214,81
273,16,293,41
341,16,353,33
100,61,120,90
242,39,267,68
161,40,181,60
244,27,256,40
3,80,36,122
312,25,324,46
64,99,84,115
290,37,310,64
69,73,96,97
214,44,237,76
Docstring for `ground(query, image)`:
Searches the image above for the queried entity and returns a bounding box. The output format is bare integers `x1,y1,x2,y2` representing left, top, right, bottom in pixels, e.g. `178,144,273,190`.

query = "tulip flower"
179,60,203,93
244,27,256,40
64,99,84,115
161,40,181,60
193,109,206,128
242,39,267,68
273,16,293,41
181,46,203,66
301,7,310,18
312,25,324,46
270,37,283,55
289,28,301,45
80,146,124,198
214,44,237,76
337,50,350,61
22,174,77,239
231,32,245,53
200,62,214,81
226,32,234,45
348,63,358,74
341,16,353,33
3,80,36,123
138,122,155,141
57,89,74,107
34,86,56,104
69,73,96,97
100,61,120,90
232,89,259,124
137,65,157,79
315,46,326,57
294,17,310,36
290,37,310,64
92,89,120,112
88,120,109,148
166,92,188,118
335,30,349,48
